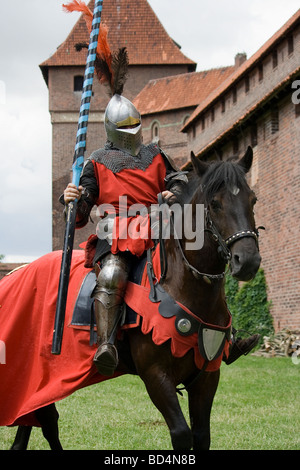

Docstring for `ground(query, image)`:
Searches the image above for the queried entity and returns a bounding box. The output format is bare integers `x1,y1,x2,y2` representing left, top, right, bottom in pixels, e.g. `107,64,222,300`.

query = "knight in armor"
63,94,259,375
63,94,187,376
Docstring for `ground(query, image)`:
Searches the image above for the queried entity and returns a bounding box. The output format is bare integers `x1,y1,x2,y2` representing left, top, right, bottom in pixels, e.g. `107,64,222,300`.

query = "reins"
172,217,226,285
156,193,227,284
158,193,168,281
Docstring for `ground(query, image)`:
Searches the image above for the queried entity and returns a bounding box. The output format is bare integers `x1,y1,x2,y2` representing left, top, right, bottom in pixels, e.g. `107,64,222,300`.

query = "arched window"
183,115,190,126
151,121,160,142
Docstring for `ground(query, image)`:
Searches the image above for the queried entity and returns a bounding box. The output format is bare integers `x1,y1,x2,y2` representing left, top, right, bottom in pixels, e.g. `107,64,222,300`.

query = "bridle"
159,197,264,285
205,208,264,259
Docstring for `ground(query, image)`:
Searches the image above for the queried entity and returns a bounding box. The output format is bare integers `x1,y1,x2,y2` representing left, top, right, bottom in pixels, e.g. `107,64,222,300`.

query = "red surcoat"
91,153,167,256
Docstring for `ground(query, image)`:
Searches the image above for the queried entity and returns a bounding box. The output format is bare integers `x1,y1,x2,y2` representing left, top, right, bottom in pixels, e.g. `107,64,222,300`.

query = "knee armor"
93,254,129,309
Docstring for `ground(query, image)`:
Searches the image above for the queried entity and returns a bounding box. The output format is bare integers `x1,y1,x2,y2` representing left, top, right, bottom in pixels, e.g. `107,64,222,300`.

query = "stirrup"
93,343,118,376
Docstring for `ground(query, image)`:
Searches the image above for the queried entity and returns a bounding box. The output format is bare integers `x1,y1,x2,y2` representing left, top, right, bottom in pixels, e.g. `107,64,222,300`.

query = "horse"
7,146,262,450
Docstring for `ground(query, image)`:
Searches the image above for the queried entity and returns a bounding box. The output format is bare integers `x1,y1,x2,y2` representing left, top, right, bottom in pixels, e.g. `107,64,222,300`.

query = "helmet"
104,94,142,156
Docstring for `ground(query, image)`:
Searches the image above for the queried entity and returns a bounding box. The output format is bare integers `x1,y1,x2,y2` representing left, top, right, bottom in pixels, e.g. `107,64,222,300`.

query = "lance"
52,0,103,354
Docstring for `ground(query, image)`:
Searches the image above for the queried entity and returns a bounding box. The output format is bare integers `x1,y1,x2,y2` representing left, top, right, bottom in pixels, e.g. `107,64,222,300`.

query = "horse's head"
191,147,261,281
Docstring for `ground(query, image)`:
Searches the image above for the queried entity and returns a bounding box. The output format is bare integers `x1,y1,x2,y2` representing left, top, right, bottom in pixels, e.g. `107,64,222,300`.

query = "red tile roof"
40,0,196,71
182,8,300,131
133,67,235,114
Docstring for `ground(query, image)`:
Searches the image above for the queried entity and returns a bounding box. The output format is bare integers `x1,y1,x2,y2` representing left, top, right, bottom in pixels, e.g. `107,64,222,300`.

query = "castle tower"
40,0,196,250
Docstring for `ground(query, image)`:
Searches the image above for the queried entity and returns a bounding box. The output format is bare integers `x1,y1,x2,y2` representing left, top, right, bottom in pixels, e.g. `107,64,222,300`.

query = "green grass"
1,357,299,450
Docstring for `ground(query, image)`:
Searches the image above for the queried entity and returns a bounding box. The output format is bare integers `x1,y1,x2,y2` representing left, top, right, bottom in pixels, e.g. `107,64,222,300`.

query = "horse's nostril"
233,254,240,265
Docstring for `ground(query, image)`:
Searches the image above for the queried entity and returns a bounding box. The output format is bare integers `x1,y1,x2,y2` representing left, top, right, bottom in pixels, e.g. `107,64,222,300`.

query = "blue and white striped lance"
72,0,103,187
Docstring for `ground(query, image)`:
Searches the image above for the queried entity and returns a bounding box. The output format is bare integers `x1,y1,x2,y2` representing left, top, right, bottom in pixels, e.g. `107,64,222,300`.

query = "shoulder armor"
159,148,180,172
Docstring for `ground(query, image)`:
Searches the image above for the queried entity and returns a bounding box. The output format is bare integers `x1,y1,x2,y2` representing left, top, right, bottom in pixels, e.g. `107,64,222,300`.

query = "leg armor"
224,329,260,365
93,253,130,375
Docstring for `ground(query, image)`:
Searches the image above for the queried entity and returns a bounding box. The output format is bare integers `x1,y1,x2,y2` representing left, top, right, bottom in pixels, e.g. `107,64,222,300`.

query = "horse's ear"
191,151,209,176
239,146,253,173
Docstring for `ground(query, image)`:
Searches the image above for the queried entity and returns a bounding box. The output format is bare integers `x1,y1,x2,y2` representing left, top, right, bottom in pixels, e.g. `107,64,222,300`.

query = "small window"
258,63,264,81
288,35,294,55
233,137,239,155
74,75,84,92
221,98,225,113
232,87,237,104
245,75,250,93
272,49,278,69
211,107,215,123
271,108,279,134
201,117,205,131
251,124,258,147
151,122,160,142
183,115,190,126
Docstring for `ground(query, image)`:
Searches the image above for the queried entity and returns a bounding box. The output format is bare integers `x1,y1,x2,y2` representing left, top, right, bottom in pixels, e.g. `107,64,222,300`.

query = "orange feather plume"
63,1,93,30
63,1,128,96
63,1,112,77
96,23,112,71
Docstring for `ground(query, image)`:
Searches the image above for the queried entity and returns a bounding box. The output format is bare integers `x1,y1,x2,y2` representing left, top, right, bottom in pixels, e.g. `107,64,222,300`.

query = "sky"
0,0,299,262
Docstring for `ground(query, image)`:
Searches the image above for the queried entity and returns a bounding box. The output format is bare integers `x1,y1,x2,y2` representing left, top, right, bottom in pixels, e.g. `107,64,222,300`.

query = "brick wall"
141,108,195,167
48,64,192,113
219,96,300,331
253,96,300,330
184,21,300,329
187,24,300,158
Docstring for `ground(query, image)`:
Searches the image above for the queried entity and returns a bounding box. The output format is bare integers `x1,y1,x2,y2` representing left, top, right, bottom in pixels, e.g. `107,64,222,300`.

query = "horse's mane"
201,160,249,202
178,160,249,206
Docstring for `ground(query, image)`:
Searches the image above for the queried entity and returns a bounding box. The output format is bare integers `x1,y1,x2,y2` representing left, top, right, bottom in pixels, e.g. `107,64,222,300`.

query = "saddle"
69,246,232,371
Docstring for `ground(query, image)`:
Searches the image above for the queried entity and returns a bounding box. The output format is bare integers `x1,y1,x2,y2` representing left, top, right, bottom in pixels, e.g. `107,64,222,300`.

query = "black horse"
10,147,261,450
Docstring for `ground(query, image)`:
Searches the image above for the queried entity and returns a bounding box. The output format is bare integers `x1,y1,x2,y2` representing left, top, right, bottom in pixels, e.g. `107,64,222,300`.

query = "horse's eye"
210,199,222,211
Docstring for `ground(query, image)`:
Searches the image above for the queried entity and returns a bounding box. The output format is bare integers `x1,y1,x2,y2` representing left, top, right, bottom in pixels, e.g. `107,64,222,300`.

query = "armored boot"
224,329,260,365
93,253,130,376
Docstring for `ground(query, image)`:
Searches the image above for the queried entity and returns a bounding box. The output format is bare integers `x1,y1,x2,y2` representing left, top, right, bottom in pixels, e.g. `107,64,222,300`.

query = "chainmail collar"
88,142,161,173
